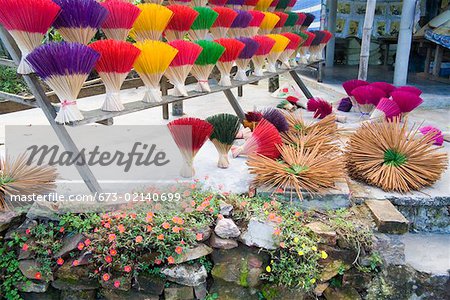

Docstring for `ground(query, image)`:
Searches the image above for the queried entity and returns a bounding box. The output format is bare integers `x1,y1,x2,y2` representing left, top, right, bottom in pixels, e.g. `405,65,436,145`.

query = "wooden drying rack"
0,27,317,195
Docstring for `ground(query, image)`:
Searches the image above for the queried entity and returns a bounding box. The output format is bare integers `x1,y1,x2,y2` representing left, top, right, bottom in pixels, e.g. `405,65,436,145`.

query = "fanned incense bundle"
242,0,259,11
309,30,332,61
252,35,276,76
307,97,333,119
53,0,108,45
211,7,238,39
393,86,422,96
342,79,368,108
255,0,274,11
298,30,315,64
191,40,225,92
390,91,423,114
369,82,396,97
214,38,245,86
272,12,288,33
294,12,307,31
244,10,265,36
133,40,178,103
248,143,343,199
89,40,140,111
259,12,280,34
0,0,60,74
286,95,307,109
166,40,203,97
130,4,173,41
168,0,192,6
345,119,448,193
286,0,297,11
189,7,218,41
301,13,315,30
369,98,401,121
279,32,302,68
261,107,289,132
266,33,289,72
282,11,299,32
165,5,199,42
268,0,279,12
351,85,385,114
226,0,245,9
209,0,229,7
228,10,254,38
234,37,259,81
337,97,352,112
419,126,444,146
168,117,213,178
307,30,325,61
275,0,289,11
206,113,241,168
100,0,141,41
0,154,57,210
243,111,263,130
232,119,282,158
26,42,99,124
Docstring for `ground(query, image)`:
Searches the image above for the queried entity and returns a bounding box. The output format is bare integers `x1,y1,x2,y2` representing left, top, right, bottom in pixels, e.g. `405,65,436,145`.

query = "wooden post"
358,0,377,81
325,0,337,67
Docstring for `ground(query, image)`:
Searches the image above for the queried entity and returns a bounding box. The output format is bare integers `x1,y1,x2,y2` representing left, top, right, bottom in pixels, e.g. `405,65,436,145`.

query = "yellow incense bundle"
130,4,173,41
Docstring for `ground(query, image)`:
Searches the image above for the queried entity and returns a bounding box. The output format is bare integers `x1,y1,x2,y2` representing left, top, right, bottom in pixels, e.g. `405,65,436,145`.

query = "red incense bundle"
100,0,141,41
232,119,282,158
268,0,280,12
272,12,288,33
286,0,297,12
165,5,199,42
208,0,229,7
244,10,265,37
369,98,401,121
242,0,259,11
286,95,307,109
89,40,140,111
294,12,306,31
166,40,203,97
210,7,238,39
214,38,245,86
307,97,333,119
0,0,60,74
279,32,302,68
392,86,422,96
251,35,276,76
342,79,369,108
168,117,213,178
298,30,315,64
390,91,423,115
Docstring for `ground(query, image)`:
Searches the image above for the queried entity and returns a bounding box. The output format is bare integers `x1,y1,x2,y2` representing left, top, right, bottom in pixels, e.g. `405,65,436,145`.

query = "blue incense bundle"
235,37,259,81
27,42,99,124
228,10,253,37
53,0,108,44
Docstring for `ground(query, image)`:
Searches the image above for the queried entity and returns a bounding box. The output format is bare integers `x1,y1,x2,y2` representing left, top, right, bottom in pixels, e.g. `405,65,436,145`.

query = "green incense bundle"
191,40,225,92
283,11,299,30
189,7,218,40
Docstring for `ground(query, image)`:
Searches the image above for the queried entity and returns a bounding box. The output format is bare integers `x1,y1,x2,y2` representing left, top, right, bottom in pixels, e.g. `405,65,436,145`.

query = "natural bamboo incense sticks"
191,40,225,92
130,4,173,41
100,0,141,41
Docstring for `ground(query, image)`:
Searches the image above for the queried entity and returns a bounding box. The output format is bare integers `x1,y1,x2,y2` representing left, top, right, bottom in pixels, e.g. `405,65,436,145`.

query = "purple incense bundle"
228,10,253,37
261,107,289,132
234,37,259,81
302,13,315,30
226,0,245,9
337,97,353,112
53,0,108,44
26,42,99,124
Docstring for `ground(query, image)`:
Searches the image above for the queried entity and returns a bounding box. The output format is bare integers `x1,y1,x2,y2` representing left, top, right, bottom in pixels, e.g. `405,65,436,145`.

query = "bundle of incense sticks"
26,42,99,124
342,79,369,108
298,30,315,64
191,40,225,92
215,38,245,86
351,85,385,115
228,10,253,38
272,12,288,34
188,7,218,41
275,0,289,11
89,40,141,111
244,10,265,36
100,0,141,41
165,5,199,42
130,4,173,41
168,0,192,6
165,40,203,97
208,0,229,7
301,13,315,30
289,31,308,66
286,0,297,11
309,30,332,61
192,0,208,7
283,11,299,32
279,32,302,68
268,0,279,12
242,0,259,11
266,33,289,72
234,37,259,81
369,82,396,97
259,12,280,35
255,0,274,11
0,0,61,74
251,35,276,76
210,7,238,39
294,12,306,31
133,40,178,103
53,0,108,45
226,0,245,9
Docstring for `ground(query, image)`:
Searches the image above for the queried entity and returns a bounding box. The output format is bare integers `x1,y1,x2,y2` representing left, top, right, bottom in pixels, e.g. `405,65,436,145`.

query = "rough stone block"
305,221,337,245
164,284,194,300
365,200,409,234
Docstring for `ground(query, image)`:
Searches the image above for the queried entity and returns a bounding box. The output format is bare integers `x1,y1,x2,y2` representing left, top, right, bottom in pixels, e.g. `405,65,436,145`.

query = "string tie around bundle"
61,100,77,107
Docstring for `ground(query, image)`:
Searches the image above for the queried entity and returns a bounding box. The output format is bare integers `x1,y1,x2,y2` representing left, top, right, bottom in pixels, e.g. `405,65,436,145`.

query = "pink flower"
196,233,203,241
22,243,29,251
72,260,80,266
175,246,183,255
34,272,41,280
135,236,143,243
167,256,175,264
114,280,120,288
25,229,31,235
154,259,162,265
118,224,125,233
84,239,91,246
162,222,170,229
59,227,65,233
56,258,64,265
105,256,112,263
77,242,85,251
110,249,117,256
124,265,132,273
108,234,116,242
102,273,110,282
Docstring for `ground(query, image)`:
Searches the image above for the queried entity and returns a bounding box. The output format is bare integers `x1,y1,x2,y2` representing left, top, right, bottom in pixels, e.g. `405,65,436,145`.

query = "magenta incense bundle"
234,37,259,81
26,42,99,124
100,0,141,41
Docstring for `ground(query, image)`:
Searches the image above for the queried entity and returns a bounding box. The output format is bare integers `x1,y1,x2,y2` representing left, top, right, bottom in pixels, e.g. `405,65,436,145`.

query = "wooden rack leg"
238,86,243,97
0,27,103,195
289,70,313,99
223,89,245,121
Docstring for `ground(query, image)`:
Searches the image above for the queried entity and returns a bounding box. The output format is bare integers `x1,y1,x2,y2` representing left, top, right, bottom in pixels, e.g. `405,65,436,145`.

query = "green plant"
59,213,101,233
205,293,219,300
0,66,28,95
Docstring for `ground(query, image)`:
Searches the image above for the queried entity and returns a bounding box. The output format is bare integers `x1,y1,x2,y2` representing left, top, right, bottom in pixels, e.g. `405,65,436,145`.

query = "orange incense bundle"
232,119,282,158
298,30,315,64
165,5,199,42
166,40,203,97
244,10,265,36
210,7,238,39
168,117,213,178
251,35,275,76
266,33,289,72
279,32,302,68
214,38,245,86
100,0,141,41
89,40,140,111
272,12,288,33
0,0,61,74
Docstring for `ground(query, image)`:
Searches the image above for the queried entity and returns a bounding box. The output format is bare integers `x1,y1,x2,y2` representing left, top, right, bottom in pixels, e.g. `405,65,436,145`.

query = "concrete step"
365,200,409,234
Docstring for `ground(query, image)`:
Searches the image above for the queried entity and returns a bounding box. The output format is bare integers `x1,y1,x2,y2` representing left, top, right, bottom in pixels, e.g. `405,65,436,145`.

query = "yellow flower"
321,251,328,259
298,250,304,256
270,260,274,264
301,243,306,248
311,246,317,251
310,278,316,284
266,266,271,273
293,237,299,244
264,210,269,215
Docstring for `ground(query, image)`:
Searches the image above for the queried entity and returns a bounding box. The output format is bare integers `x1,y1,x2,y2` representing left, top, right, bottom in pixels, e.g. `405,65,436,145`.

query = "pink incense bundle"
232,119,282,158
419,126,444,146
251,35,276,76
392,86,422,96
89,40,140,111
286,0,297,12
369,98,401,121
242,0,259,10
307,97,332,119
309,30,332,61
279,32,302,68
0,0,61,74
298,30,315,64
166,40,203,97
351,85,385,115
342,79,369,108
208,0,229,7
210,7,238,39
390,91,423,115
244,10,266,36
369,82,396,97
294,12,306,31
272,12,288,33
286,95,307,109
165,5,199,42
100,0,141,41
214,38,245,86
268,0,280,12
